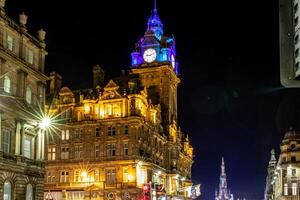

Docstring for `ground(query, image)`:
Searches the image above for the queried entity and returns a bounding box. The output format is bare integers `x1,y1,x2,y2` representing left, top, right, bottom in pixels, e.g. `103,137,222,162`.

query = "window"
282,156,287,162
95,144,100,158
28,50,34,64
61,147,69,159
284,183,289,195
60,171,69,183
61,130,69,141
26,184,33,200
293,183,298,195
74,171,80,182
296,16,299,26
3,180,11,200
123,168,129,182
124,125,129,135
26,87,32,104
108,126,116,136
296,48,299,57
74,145,83,159
292,168,297,176
124,143,129,156
24,137,32,159
295,35,299,44
295,3,299,12
292,156,296,162
2,130,10,153
94,169,99,182
106,168,116,184
106,144,116,157
4,76,11,93
47,147,56,160
7,35,13,51
95,127,100,137
47,171,55,183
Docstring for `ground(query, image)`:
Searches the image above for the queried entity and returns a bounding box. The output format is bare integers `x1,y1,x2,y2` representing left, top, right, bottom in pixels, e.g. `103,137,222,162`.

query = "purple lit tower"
215,158,234,200
130,2,178,74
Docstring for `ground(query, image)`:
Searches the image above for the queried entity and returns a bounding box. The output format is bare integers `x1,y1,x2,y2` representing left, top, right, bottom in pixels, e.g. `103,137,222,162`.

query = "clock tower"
130,5,180,138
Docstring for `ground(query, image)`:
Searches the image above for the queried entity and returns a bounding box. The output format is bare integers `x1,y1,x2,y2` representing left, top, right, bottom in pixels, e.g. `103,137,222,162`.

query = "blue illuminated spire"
147,0,163,40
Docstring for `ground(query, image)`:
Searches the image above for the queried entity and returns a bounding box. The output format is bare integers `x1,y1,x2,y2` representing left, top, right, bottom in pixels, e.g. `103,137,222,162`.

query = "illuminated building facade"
264,129,300,200
44,5,195,200
0,0,48,199
215,158,233,200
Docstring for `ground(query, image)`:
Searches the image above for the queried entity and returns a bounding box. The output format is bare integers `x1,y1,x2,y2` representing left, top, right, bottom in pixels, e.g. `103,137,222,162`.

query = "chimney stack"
93,65,105,88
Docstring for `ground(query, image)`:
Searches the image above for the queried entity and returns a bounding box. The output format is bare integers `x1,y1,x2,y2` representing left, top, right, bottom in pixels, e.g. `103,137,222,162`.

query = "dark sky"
7,0,300,199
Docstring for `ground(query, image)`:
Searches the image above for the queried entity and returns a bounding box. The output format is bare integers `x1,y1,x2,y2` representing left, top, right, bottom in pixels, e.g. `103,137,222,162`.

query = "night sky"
7,0,300,199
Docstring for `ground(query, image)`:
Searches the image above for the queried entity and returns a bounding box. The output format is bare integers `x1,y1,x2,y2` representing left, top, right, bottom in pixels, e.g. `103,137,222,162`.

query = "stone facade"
44,6,195,200
0,1,48,200
264,129,300,200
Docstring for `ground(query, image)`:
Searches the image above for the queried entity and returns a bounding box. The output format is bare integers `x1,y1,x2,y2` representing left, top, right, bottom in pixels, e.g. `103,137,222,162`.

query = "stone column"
15,121,21,155
36,129,45,160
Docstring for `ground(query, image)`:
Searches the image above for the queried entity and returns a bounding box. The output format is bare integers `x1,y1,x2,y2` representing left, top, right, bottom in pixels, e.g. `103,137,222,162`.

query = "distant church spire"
215,157,234,200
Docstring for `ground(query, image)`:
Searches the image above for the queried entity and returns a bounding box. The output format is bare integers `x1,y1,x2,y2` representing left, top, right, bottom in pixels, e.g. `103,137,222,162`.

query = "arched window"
26,184,33,200
26,87,32,104
3,180,12,200
4,76,11,93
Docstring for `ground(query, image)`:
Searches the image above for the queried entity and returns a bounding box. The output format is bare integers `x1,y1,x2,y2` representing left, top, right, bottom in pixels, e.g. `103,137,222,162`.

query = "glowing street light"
38,117,51,130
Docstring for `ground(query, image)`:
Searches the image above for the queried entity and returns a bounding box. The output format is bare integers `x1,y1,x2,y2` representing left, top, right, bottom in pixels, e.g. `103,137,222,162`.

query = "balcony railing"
0,151,44,168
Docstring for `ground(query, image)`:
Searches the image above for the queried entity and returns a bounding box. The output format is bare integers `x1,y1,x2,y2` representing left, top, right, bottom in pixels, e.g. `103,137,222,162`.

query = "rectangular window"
24,137,31,159
7,35,13,51
124,143,128,156
292,183,297,195
95,144,100,158
106,168,116,184
94,169,99,182
292,156,297,162
74,145,83,159
124,125,129,135
28,49,34,64
60,171,69,183
61,147,69,159
2,130,10,153
123,168,128,182
108,126,116,136
61,130,69,140
112,143,116,156
66,130,69,140
61,130,65,140
74,171,80,182
95,127,100,137
106,144,111,157
48,147,56,160
47,171,55,183
284,183,289,195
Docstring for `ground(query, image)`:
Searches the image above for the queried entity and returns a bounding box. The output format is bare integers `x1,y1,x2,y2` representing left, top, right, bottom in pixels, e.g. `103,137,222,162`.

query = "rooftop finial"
154,0,157,11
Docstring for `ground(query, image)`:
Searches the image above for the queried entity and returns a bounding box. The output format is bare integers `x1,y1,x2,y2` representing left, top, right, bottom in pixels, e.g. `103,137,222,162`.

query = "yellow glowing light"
39,117,51,130
84,105,90,113
128,174,134,182
138,161,143,166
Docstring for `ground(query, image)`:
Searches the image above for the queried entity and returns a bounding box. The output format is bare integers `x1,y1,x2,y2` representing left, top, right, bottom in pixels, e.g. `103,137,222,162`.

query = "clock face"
171,54,175,69
143,48,157,63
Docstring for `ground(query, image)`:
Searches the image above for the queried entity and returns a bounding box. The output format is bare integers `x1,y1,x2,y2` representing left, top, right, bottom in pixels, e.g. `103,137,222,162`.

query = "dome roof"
59,86,73,95
284,128,300,139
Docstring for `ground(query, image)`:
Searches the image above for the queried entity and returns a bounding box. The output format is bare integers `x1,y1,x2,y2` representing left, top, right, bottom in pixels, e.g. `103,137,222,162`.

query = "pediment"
102,80,122,100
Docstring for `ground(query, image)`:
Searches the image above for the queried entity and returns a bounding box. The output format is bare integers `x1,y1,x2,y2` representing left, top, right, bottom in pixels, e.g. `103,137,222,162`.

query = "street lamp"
38,117,51,130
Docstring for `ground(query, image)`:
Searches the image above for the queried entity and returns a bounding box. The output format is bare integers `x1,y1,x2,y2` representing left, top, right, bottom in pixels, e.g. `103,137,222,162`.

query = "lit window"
28,50,34,64
106,168,116,184
61,147,69,159
61,130,65,140
123,168,129,182
292,183,297,195
26,87,31,104
47,147,56,160
284,183,288,195
60,171,69,183
94,169,99,182
26,184,33,200
4,76,11,93
7,35,13,51
74,171,80,182
65,130,69,140
3,130,10,153
3,180,11,200
47,171,55,183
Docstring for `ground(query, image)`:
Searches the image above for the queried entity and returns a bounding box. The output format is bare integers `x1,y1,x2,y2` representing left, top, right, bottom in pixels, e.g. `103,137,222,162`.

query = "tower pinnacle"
215,157,234,200
147,0,163,40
